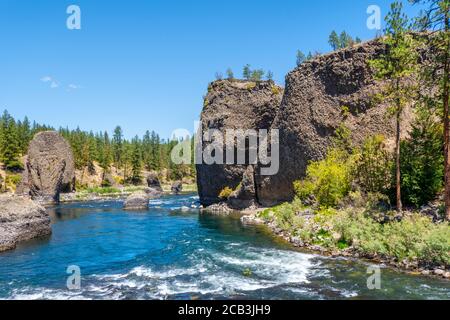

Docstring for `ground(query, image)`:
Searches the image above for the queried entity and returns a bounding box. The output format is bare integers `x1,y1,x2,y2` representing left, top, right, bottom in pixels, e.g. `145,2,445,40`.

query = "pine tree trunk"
396,109,402,212
444,11,450,221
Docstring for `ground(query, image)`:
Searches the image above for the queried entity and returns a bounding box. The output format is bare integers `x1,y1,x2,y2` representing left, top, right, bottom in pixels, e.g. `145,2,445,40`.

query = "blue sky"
0,0,423,139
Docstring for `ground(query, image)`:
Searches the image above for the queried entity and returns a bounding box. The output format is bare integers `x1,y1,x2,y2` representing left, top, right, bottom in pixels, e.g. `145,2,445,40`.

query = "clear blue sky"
0,0,423,139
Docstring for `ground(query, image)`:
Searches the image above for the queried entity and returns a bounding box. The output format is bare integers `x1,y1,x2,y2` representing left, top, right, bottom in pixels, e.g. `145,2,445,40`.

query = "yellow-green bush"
294,149,353,207
218,187,233,200
5,174,22,191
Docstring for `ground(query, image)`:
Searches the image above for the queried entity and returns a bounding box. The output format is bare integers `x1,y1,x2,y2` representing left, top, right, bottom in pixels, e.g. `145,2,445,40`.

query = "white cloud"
50,81,59,89
40,76,52,83
68,84,81,90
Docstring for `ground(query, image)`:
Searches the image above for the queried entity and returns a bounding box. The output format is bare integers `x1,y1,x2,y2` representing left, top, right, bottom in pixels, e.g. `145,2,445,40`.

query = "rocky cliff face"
196,80,284,205
17,131,76,205
197,40,413,207
0,195,51,252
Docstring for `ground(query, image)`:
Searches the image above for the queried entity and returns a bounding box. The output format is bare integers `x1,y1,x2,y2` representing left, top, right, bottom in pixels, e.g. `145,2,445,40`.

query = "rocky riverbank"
239,207,450,281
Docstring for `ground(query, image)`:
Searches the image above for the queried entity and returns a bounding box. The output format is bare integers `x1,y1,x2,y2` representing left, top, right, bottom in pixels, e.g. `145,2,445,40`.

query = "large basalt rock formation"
0,195,51,252
17,131,76,205
257,40,412,206
197,40,413,207
196,80,284,205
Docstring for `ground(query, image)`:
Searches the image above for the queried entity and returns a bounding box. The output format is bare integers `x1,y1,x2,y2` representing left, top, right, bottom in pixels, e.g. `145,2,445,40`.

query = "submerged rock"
123,191,149,210
18,131,76,205
0,194,51,252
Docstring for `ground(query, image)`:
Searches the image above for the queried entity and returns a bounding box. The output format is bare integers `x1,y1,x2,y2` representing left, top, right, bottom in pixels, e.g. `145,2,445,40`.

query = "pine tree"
369,1,419,211
329,30,340,50
296,50,306,66
226,68,234,80
130,136,142,185
0,110,22,170
243,64,251,80
250,69,265,81
112,126,123,169
266,70,274,81
409,0,450,220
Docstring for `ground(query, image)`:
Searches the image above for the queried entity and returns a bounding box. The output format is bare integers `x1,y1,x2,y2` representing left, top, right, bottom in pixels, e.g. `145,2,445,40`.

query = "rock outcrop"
123,191,149,210
147,173,163,192
196,80,284,205
144,186,163,199
257,40,412,205
17,131,76,205
227,165,257,210
196,40,414,207
171,181,183,195
0,195,51,252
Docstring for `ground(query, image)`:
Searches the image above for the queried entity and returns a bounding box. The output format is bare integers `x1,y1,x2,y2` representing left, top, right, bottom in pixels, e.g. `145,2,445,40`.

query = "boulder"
171,181,183,194
143,187,163,199
123,191,149,210
102,173,116,187
227,166,257,210
196,80,283,206
147,173,163,192
18,131,76,205
0,194,51,252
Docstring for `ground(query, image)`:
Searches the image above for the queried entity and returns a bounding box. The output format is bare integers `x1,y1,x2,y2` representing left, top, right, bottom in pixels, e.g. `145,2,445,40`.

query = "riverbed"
0,194,448,300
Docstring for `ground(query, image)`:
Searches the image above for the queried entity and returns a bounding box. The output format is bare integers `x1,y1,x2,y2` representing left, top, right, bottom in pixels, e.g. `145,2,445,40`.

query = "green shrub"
5,173,22,190
85,186,121,195
330,211,450,266
354,135,392,194
399,108,443,207
294,149,353,207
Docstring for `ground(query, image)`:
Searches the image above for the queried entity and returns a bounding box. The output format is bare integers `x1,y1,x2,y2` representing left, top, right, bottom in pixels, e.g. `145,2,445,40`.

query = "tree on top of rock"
329,31,340,50
243,64,251,80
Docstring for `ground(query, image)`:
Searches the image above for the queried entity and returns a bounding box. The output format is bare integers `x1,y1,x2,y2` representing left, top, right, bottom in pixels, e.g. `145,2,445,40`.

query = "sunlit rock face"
17,131,76,205
196,79,283,206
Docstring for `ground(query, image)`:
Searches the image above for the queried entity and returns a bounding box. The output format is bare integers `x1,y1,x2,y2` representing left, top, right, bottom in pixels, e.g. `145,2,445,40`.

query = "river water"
0,194,449,300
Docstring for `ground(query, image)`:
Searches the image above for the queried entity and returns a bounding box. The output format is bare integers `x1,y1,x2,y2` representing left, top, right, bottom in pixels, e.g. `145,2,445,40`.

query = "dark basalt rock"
197,41,414,208
171,181,183,195
196,80,283,206
147,173,163,192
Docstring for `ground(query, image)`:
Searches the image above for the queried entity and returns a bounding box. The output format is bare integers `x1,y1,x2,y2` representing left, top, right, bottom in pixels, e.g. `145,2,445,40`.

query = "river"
0,194,448,300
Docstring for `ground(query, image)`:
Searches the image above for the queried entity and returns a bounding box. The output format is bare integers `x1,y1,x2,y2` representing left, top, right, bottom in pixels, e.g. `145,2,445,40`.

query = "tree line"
0,110,195,188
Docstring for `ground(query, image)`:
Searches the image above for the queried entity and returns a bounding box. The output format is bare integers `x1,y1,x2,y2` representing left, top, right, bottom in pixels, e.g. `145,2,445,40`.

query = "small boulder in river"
143,187,163,199
18,131,76,205
171,181,183,195
123,191,150,210
147,173,163,192
0,194,51,252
